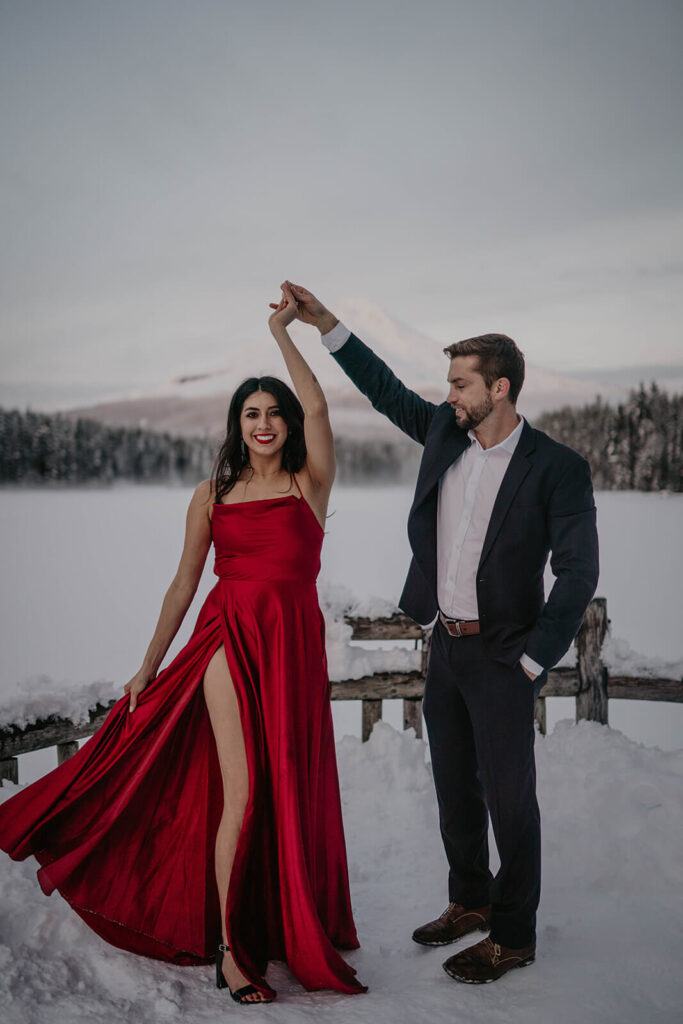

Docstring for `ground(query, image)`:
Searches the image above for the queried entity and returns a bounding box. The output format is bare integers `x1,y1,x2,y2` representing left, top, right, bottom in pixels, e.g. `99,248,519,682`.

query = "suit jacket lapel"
407,410,469,590
412,411,470,509
478,421,537,569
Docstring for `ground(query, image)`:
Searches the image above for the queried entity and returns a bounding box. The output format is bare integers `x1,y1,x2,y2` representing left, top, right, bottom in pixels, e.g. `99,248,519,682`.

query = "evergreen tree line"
0,408,214,484
0,407,420,486
536,384,681,492
1,383,680,490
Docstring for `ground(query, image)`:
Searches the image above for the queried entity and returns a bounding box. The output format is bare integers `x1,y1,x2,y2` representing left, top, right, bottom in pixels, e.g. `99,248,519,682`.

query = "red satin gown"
0,486,366,999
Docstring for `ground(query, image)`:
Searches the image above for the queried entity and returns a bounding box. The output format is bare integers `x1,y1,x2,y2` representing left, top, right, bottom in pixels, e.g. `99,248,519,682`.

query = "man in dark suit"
280,281,599,984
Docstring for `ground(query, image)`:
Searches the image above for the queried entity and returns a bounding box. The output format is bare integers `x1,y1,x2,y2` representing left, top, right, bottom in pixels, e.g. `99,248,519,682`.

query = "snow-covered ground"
0,485,681,1021
0,721,681,1024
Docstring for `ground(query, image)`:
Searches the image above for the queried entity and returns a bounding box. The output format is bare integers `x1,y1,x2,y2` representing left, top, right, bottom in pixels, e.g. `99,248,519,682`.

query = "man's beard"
454,393,494,431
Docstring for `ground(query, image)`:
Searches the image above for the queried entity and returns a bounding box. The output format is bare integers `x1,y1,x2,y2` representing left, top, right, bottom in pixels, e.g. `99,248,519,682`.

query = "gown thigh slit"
201,645,249,924
0,491,366,997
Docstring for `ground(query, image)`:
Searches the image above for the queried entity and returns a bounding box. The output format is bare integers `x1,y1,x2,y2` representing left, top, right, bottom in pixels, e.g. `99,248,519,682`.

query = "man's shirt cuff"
520,653,544,677
321,321,351,353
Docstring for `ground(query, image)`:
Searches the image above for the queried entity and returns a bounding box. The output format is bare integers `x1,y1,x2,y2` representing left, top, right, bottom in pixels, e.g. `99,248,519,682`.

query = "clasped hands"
268,281,338,334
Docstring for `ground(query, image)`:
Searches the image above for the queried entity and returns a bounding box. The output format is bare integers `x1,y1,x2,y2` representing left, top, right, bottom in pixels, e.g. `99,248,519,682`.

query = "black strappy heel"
215,943,272,1005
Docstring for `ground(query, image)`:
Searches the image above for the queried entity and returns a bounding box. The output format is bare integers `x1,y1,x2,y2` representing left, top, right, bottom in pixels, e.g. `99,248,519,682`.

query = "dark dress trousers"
331,333,599,947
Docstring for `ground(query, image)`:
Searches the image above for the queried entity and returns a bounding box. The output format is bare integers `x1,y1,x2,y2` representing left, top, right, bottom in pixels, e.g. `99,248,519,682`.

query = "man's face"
446,355,494,430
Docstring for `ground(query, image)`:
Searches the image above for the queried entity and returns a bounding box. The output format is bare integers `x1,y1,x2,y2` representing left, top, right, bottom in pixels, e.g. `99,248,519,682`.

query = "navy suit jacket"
332,333,600,670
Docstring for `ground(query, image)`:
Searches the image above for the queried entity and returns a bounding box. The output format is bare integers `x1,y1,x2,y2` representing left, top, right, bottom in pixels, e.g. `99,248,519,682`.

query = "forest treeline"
536,384,681,492
0,407,418,485
0,409,213,485
1,383,680,490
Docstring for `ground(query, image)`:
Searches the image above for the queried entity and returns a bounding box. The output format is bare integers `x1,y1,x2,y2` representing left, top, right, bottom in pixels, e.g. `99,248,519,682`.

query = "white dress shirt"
437,418,524,620
321,322,544,676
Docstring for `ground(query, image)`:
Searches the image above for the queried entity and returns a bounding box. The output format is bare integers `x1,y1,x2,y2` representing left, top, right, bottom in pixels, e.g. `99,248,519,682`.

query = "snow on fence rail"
1,598,681,785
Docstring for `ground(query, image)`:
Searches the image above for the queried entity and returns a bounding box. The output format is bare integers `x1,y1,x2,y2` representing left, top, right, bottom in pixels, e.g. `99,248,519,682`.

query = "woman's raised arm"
268,283,335,493
124,480,213,711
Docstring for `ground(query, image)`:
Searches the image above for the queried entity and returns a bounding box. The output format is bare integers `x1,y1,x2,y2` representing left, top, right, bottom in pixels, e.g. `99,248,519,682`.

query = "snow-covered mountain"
63,298,664,439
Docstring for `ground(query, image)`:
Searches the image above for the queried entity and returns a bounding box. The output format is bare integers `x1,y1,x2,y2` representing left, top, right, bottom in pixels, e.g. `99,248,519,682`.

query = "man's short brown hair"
443,333,525,404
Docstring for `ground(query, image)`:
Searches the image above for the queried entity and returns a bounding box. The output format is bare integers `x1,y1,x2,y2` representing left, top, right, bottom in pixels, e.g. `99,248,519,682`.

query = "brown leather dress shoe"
442,935,536,983
411,902,492,946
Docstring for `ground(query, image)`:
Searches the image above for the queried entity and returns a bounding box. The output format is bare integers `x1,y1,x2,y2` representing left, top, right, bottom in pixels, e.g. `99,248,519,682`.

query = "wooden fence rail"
1,598,681,784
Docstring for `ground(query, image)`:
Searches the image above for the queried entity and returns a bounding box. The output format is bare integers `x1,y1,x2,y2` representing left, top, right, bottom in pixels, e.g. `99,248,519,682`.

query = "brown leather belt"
439,612,481,637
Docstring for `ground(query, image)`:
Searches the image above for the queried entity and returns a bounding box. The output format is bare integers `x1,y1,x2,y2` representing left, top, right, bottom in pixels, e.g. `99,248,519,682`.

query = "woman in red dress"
0,285,366,1003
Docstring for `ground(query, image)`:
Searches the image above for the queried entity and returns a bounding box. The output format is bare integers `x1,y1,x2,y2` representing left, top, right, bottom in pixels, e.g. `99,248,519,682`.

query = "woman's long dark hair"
213,377,307,504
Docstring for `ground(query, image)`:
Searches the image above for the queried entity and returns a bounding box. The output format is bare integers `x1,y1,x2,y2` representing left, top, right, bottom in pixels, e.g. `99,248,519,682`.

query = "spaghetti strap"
292,473,303,498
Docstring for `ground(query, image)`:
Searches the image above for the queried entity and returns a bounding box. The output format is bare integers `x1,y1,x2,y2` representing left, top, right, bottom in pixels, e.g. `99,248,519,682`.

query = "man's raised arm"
281,281,438,446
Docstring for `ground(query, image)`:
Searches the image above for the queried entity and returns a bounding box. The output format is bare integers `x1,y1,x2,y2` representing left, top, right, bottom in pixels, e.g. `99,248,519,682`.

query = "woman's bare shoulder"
192,479,216,508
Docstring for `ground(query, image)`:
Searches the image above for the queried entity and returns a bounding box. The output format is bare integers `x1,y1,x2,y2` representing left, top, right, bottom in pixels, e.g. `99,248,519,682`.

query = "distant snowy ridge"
59,297,666,437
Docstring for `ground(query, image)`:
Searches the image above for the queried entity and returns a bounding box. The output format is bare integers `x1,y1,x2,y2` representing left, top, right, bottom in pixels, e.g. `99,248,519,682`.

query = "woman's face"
240,390,288,459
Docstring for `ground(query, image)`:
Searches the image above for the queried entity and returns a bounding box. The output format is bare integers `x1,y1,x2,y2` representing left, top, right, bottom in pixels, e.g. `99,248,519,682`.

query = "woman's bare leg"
203,645,267,1003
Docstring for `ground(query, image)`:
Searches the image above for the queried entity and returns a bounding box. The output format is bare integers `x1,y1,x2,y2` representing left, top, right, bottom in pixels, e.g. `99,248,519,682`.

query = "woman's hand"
124,668,155,713
270,281,338,333
268,283,299,333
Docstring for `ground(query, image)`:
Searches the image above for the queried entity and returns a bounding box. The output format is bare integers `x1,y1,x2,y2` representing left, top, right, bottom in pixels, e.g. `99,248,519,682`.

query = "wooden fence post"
534,697,547,736
361,700,382,742
397,626,430,741
57,741,79,765
400,626,431,741
0,758,19,785
420,627,433,678
576,598,609,725
403,698,423,738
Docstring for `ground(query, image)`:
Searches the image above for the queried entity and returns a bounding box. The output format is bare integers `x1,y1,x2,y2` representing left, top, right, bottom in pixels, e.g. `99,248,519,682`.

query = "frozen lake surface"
1,485,682,766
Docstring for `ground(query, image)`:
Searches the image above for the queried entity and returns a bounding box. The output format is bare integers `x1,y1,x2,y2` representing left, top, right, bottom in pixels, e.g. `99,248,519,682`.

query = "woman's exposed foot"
221,946,270,1004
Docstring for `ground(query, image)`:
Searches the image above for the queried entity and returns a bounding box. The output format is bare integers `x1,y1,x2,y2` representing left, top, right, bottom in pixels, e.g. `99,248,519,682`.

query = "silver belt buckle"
441,611,462,637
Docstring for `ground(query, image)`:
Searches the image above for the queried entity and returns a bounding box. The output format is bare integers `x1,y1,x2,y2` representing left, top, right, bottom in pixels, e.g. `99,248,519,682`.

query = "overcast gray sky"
1,0,682,409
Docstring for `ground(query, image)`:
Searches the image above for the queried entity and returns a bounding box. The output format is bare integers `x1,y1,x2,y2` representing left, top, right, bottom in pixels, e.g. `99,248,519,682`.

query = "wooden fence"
1,598,681,785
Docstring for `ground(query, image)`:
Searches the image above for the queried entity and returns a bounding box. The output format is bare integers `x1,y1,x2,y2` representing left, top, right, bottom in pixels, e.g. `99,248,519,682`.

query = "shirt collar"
468,416,525,455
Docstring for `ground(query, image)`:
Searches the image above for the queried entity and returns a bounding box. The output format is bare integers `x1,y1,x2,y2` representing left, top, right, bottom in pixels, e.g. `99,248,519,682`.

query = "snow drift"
0,721,680,1024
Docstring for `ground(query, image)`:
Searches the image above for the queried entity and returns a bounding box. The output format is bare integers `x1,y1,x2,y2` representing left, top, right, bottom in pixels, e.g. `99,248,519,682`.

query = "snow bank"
541,632,683,682
0,676,119,731
319,581,420,682
3,609,679,737
0,585,419,731
0,720,681,1023
602,634,683,682
318,580,399,622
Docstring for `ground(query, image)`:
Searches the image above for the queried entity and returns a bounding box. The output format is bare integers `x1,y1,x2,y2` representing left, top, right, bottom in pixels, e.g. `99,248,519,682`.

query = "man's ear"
493,377,511,401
